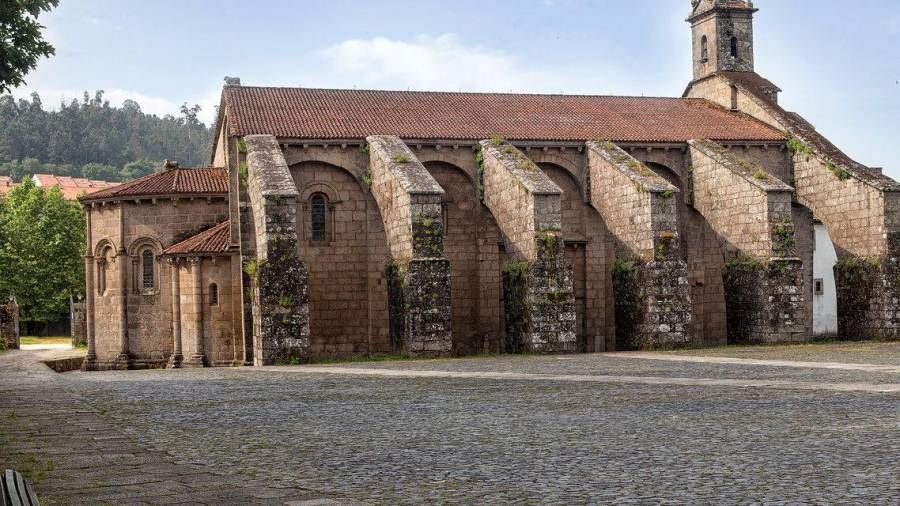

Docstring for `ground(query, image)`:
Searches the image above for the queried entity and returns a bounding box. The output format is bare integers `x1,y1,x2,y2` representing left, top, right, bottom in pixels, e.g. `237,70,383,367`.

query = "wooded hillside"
0,90,214,182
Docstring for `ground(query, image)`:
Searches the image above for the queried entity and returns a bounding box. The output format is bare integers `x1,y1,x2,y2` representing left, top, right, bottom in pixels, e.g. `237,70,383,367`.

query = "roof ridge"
226,85,693,101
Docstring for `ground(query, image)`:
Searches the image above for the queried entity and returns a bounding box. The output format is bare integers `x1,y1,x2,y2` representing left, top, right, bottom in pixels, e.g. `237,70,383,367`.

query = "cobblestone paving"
1,343,898,504
669,340,900,365
0,350,341,505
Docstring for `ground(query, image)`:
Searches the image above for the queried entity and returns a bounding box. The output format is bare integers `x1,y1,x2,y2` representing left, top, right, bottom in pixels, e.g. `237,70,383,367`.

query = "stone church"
80,0,899,369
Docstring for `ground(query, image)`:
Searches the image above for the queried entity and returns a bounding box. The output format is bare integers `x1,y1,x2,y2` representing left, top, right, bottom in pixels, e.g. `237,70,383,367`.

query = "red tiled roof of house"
0,176,14,199
80,167,227,201
32,174,120,200
221,86,785,144
163,221,233,255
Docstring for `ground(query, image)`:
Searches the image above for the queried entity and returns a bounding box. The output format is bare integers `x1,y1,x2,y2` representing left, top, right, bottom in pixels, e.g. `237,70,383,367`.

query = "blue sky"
13,0,900,177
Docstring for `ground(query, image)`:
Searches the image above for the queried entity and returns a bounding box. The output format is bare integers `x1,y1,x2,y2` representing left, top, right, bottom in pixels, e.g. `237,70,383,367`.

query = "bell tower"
688,0,758,80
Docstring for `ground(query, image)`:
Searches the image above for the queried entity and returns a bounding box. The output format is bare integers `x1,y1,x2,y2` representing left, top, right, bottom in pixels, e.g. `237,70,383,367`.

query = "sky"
12,0,900,178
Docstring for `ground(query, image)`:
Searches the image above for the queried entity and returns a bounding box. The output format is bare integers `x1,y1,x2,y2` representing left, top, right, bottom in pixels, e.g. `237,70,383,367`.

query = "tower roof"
690,0,756,19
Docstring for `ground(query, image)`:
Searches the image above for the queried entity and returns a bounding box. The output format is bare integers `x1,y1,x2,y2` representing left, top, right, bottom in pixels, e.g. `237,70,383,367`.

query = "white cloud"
320,33,594,94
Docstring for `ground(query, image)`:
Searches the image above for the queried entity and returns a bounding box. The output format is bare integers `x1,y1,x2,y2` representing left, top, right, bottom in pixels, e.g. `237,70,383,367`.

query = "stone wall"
367,136,452,356
86,197,230,368
0,300,18,350
586,141,692,349
689,138,807,342
481,139,576,353
70,296,86,347
245,135,311,364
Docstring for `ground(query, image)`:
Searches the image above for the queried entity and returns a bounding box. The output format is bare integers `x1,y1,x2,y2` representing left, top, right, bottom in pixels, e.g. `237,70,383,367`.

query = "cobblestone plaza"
1,343,897,504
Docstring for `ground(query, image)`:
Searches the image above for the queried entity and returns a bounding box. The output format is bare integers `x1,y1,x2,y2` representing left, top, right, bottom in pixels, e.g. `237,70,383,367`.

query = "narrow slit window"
310,193,327,242
98,258,107,295
700,35,708,61
142,249,154,290
209,283,219,306
730,36,738,58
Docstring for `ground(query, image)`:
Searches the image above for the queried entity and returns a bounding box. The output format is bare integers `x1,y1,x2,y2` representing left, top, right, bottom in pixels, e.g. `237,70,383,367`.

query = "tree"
0,90,213,173
0,0,59,93
80,162,119,181
121,158,156,180
0,177,85,325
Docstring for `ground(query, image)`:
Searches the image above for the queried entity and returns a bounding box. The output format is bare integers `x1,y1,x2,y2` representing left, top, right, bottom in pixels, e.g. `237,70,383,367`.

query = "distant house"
31,174,119,201
0,176,13,199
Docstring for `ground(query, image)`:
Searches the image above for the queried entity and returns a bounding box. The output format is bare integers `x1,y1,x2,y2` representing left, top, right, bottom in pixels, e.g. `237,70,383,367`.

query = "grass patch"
20,336,71,346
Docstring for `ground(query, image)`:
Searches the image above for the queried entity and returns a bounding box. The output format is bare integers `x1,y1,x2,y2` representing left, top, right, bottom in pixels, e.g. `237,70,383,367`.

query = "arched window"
700,35,708,61
141,249,154,290
310,193,328,243
209,283,219,306
730,36,738,58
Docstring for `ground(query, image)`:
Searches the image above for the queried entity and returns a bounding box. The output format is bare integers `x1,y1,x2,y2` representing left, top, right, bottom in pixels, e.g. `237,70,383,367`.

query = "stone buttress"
688,139,806,343
586,141,693,349
479,139,577,353
366,135,453,356
686,67,900,341
244,135,311,365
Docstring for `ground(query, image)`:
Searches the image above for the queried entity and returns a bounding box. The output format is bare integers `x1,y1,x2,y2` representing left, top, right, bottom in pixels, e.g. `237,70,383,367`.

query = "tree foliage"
0,90,213,180
0,177,85,323
0,0,58,93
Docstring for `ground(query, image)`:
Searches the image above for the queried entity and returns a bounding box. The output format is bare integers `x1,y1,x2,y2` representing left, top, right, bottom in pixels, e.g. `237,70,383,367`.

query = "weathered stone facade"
587,141,693,348
481,139,577,353
367,135,452,356
689,138,807,342
80,1,896,369
244,135,311,365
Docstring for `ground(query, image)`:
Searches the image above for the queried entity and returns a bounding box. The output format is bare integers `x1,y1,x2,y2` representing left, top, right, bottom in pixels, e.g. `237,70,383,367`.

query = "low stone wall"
0,301,18,350
244,135,311,364
368,136,452,356
481,139,576,353
690,139,807,343
586,141,692,349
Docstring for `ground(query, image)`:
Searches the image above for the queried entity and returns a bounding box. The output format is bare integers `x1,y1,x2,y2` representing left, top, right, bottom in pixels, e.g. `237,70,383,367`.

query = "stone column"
367,135,453,357
479,138,577,353
184,257,206,367
83,206,98,370
83,256,97,370
689,139,806,343
586,141,693,349
113,246,130,369
167,259,183,368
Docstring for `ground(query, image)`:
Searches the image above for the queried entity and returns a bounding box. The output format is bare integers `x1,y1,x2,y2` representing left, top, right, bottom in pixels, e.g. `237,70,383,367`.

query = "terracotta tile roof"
0,176,14,199
163,221,233,255
80,167,227,201
222,86,785,144
32,174,119,200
